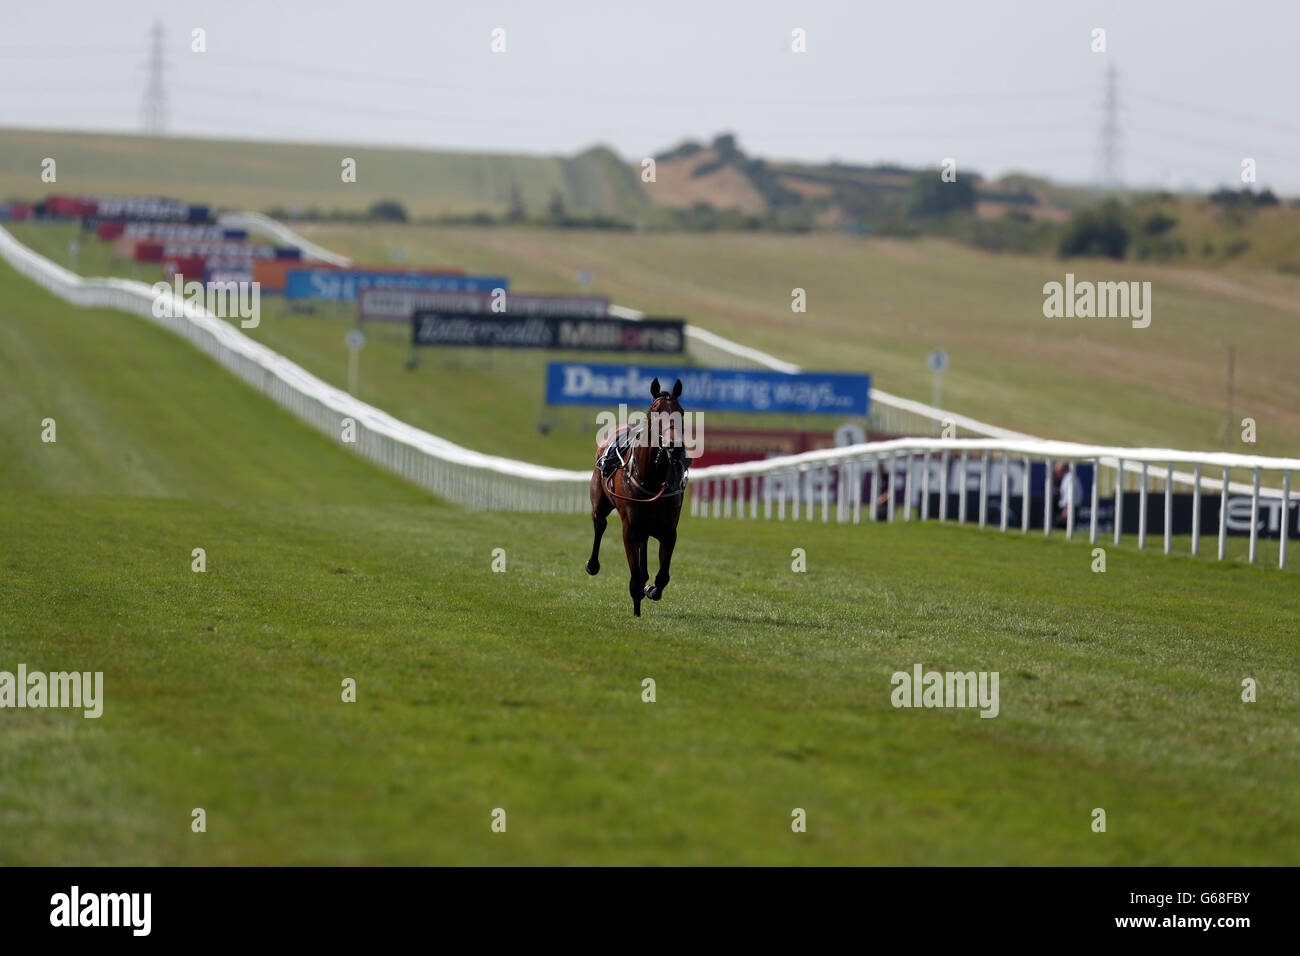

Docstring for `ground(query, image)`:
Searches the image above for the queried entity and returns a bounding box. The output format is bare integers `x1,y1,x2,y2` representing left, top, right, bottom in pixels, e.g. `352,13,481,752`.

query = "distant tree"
904,170,976,218
711,133,740,160
689,201,718,231
1208,186,1257,226
1208,186,1276,209
1141,210,1178,236
656,140,704,162
546,189,568,222
368,199,408,222
1058,201,1129,259
505,183,527,222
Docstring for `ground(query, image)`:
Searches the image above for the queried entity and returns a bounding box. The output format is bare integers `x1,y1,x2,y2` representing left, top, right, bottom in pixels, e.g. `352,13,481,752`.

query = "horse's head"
641,378,687,487
647,377,685,448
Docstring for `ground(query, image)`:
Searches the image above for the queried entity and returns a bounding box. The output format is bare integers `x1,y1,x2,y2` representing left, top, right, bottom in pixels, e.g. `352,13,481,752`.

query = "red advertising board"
691,428,835,468
162,255,207,281
45,195,98,218
691,428,901,468
134,241,165,263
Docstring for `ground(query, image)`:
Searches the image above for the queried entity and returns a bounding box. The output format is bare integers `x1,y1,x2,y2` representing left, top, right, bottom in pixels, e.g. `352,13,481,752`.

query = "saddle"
596,423,691,498
596,423,643,479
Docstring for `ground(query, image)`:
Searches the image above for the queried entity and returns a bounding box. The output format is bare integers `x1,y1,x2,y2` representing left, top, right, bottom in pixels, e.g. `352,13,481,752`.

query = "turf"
1,253,1298,865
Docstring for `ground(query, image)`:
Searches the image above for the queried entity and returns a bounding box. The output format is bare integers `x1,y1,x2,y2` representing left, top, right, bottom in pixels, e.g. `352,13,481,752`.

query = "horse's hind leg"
645,529,676,601
623,525,648,616
587,473,612,575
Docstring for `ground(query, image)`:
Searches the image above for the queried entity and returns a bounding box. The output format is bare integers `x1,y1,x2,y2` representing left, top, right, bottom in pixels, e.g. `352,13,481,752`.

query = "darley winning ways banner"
545,363,871,415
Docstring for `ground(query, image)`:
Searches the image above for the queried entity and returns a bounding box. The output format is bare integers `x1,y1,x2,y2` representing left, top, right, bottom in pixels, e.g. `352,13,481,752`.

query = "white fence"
4,219,1296,567
217,211,353,267
0,223,589,512
687,437,1299,568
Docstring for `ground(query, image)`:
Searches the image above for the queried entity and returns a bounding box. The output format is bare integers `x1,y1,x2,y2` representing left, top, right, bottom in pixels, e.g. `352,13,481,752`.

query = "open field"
2,245,1299,865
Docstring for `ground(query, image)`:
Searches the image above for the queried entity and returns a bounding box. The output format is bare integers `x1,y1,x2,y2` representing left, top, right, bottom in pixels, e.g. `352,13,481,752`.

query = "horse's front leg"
587,471,612,575
645,529,676,601
623,523,648,616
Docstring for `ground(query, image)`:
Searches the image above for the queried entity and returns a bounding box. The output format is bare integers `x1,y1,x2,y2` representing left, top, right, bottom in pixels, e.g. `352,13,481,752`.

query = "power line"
163,80,1091,142
1124,125,1300,168
190,53,1094,111
1126,88,1300,139
0,44,139,58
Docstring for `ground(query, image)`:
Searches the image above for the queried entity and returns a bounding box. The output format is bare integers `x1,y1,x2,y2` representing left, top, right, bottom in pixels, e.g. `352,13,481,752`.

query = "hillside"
649,135,1079,230
0,127,1103,228
7,129,1296,274
0,128,645,221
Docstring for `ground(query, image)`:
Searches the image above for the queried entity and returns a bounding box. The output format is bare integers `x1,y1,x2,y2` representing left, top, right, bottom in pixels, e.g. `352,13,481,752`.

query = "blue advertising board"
546,363,871,415
285,270,509,302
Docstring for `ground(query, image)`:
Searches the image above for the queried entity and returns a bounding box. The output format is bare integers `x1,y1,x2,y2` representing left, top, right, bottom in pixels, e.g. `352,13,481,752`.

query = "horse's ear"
650,377,661,399
671,378,683,399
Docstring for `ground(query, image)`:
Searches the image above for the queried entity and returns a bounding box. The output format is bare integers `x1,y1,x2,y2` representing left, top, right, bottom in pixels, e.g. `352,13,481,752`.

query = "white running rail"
217,211,353,267
687,437,1298,567
0,223,590,512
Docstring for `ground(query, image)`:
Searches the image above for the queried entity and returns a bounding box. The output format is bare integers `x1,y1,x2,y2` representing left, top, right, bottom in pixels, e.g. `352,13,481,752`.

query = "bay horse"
586,378,688,617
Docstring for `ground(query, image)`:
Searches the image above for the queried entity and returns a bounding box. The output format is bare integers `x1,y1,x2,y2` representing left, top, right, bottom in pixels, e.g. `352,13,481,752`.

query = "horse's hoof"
644,585,661,600
586,561,599,576
633,606,641,617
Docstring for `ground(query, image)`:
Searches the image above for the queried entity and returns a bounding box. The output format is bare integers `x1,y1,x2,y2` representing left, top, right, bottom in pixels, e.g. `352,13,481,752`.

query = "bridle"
603,400,688,504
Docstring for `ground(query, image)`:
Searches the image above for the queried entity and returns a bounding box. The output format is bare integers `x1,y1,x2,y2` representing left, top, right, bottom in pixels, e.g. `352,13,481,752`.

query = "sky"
2,0,1297,193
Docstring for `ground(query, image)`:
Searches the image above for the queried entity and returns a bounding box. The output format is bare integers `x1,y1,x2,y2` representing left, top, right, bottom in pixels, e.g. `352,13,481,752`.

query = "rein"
604,472,669,504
